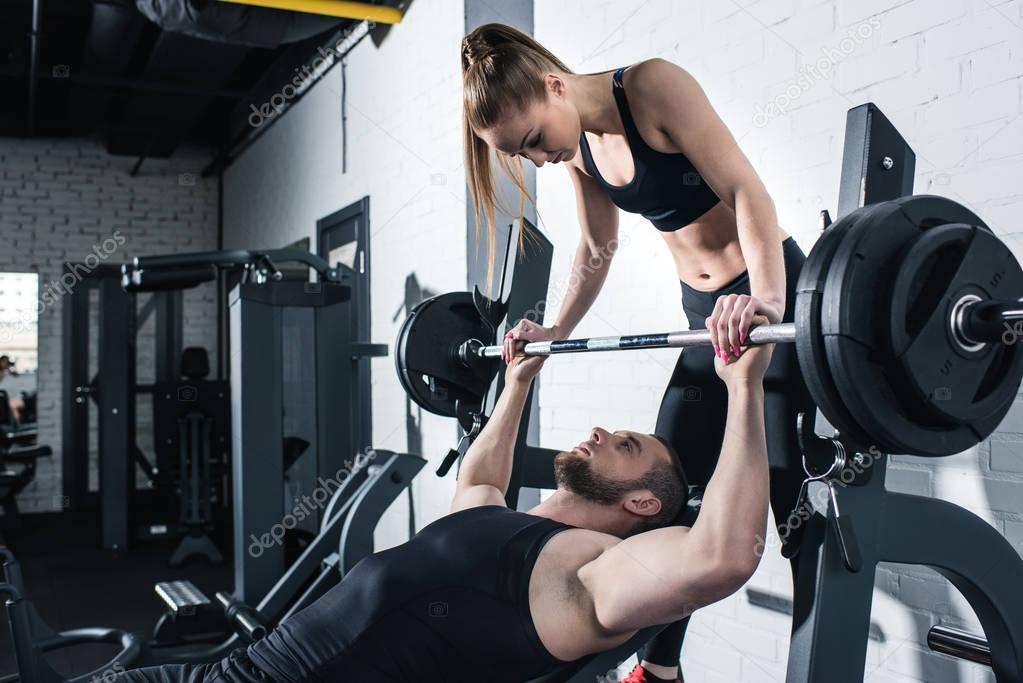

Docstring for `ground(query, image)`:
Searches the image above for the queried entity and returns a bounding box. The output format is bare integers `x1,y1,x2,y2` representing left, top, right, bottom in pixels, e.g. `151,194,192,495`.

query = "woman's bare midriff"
659,200,748,291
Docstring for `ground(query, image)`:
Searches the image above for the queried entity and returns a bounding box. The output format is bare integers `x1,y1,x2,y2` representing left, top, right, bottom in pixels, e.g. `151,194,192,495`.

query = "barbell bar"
471,323,797,358
467,298,1014,360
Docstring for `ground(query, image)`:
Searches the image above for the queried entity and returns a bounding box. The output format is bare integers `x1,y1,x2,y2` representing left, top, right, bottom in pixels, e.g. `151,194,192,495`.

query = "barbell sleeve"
957,299,1023,347
475,322,798,358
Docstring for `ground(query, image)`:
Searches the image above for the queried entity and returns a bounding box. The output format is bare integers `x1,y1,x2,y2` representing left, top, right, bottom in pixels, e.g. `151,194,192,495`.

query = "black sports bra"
578,66,721,231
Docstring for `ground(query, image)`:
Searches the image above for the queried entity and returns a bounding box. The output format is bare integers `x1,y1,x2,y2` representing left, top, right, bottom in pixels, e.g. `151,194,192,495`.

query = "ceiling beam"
216,0,403,23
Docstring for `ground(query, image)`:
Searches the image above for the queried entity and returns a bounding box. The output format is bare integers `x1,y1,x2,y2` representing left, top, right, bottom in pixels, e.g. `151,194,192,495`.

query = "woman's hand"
502,320,558,385
714,314,774,385
501,319,563,364
706,294,782,364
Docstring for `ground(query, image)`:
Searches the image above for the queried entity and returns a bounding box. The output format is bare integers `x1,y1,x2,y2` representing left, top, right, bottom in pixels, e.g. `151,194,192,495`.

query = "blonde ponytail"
461,23,573,290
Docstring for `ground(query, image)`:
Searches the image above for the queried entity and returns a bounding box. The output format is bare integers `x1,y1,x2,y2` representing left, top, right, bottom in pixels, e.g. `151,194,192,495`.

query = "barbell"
470,323,798,357
395,195,1023,457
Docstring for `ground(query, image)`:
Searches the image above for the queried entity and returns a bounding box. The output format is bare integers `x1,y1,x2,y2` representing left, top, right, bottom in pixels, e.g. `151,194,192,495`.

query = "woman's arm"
632,59,787,333
549,164,621,340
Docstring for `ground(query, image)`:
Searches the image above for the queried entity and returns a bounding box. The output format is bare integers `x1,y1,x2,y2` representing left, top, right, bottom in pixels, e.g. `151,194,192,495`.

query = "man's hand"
714,314,774,386
502,320,549,385
502,319,563,363
504,335,546,386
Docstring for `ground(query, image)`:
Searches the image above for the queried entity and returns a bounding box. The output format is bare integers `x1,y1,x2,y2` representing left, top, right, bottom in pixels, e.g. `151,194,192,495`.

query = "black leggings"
642,237,814,672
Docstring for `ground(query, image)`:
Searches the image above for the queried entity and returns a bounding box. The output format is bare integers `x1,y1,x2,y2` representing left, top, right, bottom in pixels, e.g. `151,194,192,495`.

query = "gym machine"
62,263,198,552
121,247,388,605
780,106,1023,683
1,243,415,682
0,393,51,531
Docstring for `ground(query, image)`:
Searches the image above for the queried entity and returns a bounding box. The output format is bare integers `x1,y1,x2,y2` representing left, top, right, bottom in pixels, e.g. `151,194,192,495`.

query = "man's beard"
553,451,645,505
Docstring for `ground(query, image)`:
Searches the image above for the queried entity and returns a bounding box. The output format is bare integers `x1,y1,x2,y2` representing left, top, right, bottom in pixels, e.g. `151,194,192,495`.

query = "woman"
462,23,814,683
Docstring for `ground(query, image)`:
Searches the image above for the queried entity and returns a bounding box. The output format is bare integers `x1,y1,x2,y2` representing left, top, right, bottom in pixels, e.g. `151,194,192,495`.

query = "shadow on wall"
393,272,437,457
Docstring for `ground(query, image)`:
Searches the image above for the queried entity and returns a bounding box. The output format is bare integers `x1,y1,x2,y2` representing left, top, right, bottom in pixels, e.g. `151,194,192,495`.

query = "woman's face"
477,77,580,168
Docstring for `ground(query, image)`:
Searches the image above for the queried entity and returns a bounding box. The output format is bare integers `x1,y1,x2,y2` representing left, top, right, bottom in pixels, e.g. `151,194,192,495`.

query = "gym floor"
0,516,231,677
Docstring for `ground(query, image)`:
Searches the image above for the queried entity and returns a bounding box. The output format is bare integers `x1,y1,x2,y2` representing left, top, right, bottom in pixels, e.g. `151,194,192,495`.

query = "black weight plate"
795,205,874,446
823,195,1023,455
824,203,921,453
394,291,499,418
888,223,1023,426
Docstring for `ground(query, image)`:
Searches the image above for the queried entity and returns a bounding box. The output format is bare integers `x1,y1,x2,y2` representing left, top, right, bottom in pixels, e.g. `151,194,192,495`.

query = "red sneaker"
619,663,682,683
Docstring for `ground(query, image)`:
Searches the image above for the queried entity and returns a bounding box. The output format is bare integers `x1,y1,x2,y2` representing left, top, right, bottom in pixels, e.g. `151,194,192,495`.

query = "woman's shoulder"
622,57,692,92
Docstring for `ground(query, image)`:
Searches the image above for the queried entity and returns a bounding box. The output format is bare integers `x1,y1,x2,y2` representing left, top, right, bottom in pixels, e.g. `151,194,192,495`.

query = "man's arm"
450,349,544,513
450,381,530,512
577,354,771,634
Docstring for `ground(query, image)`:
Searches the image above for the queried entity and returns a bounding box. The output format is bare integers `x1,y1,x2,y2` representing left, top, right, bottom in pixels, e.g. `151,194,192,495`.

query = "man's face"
554,428,672,505
476,77,581,169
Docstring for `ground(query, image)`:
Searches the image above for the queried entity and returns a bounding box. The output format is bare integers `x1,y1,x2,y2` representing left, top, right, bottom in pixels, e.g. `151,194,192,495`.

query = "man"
121,323,773,682
0,355,23,425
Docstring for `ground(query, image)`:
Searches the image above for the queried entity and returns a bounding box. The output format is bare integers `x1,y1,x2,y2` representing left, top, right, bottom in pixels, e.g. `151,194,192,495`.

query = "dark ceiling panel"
106,30,253,156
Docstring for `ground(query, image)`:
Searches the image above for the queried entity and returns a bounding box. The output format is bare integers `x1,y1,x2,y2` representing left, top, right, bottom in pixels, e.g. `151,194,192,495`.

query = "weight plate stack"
394,291,499,418
822,195,1023,456
795,202,885,449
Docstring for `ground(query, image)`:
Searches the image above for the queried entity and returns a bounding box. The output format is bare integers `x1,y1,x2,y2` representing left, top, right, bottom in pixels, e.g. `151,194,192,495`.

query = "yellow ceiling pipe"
217,0,403,24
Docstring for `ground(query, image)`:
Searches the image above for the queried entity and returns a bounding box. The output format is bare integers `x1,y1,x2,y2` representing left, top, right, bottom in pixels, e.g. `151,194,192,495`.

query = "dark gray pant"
115,649,267,682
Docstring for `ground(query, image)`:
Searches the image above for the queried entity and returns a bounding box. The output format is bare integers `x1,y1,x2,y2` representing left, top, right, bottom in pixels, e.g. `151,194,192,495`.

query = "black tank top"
247,505,576,682
578,66,721,231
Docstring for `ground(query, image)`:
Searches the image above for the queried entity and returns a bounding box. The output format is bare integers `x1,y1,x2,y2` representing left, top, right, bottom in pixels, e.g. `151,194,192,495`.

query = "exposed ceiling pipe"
27,0,41,134
135,0,345,48
216,0,403,23
1,67,249,99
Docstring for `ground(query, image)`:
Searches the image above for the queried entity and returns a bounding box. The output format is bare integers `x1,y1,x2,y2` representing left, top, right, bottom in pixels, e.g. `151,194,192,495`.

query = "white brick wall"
0,136,219,513
222,0,468,548
535,1,1023,681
